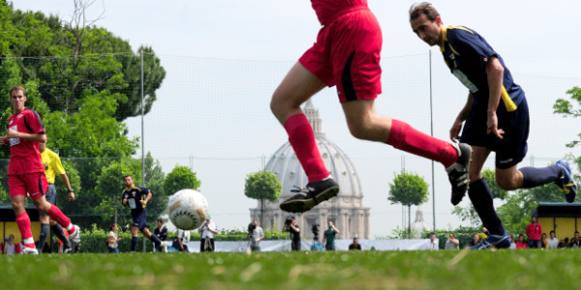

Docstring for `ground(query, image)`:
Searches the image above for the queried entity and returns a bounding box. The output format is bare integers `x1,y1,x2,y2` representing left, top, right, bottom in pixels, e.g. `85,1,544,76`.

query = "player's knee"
347,122,372,140
496,176,517,190
11,199,24,210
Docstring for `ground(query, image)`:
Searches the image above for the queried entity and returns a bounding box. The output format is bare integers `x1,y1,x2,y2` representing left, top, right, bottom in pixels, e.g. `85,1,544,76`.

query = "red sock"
47,205,72,230
15,211,34,246
386,119,458,167
284,113,329,183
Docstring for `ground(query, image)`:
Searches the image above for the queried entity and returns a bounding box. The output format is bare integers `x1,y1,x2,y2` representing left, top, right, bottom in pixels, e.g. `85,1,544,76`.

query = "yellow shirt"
41,148,66,184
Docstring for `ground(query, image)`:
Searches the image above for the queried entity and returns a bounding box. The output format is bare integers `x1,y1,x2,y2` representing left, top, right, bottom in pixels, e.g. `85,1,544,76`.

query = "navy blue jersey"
122,187,149,215
439,26,525,111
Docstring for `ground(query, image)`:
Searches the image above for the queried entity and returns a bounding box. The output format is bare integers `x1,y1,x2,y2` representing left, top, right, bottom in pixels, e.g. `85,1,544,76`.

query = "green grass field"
1,250,580,290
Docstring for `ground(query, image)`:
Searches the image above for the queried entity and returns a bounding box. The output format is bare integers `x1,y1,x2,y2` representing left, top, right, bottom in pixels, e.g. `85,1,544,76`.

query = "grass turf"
1,250,580,290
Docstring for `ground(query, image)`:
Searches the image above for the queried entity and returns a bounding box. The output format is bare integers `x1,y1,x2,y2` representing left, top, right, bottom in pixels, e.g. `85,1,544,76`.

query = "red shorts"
299,7,382,103
8,172,48,200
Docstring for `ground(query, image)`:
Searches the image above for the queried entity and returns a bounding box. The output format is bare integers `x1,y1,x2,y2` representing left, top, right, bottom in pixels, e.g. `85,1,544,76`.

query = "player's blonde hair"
9,85,26,97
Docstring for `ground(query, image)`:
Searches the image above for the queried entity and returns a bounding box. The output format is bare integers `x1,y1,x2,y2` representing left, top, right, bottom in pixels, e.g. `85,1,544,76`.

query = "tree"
554,86,581,148
244,171,282,228
388,172,429,238
164,166,201,196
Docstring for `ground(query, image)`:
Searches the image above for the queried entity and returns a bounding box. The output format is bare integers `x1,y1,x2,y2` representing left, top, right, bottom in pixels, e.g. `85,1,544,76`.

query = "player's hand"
487,112,504,139
6,129,18,138
0,135,7,144
141,199,147,208
67,191,76,202
449,118,463,140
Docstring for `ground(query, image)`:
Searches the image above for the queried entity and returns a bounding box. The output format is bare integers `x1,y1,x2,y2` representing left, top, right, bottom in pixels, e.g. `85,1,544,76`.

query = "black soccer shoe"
556,160,577,203
279,178,340,213
446,143,472,206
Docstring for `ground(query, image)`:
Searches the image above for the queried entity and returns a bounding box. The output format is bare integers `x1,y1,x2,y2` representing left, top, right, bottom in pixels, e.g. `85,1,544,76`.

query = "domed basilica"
250,101,370,239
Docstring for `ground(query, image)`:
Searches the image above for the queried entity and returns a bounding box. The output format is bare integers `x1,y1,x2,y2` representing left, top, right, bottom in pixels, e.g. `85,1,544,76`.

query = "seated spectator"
469,233,481,247
445,233,459,250
548,231,559,249
2,234,19,255
515,234,528,249
559,237,570,248
348,236,362,251
172,229,190,252
509,234,517,249
428,232,439,250
569,231,581,248
541,233,549,249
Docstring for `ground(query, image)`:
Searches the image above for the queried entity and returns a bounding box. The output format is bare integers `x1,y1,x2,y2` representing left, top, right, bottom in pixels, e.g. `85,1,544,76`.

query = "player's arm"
332,224,340,234
142,189,153,207
59,173,76,201
450,93,474,140
485,56,505,139
5,130,46,142
121,192,129,206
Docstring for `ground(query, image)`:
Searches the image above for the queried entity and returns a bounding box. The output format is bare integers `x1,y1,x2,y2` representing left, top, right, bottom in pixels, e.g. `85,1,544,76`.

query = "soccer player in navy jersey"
121,175,162,252
272,0,472,214
409,2,577,249
0,86,80,254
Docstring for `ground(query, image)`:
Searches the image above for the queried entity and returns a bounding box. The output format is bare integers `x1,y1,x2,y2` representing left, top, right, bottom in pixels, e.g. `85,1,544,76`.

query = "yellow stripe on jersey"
501,86,518,112
41,148,66,184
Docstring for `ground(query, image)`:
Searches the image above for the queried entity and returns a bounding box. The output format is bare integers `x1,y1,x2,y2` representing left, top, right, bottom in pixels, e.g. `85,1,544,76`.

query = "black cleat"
447,143,472,206
556,160,577,203
279,178,339,213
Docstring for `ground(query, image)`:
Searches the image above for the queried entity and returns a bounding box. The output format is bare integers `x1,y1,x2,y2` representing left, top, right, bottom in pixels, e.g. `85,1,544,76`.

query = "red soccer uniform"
6,108,47,199
301,0,382,103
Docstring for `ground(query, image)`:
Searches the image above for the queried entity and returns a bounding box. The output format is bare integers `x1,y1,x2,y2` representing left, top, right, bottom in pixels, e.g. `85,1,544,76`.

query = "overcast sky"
12,0,581,237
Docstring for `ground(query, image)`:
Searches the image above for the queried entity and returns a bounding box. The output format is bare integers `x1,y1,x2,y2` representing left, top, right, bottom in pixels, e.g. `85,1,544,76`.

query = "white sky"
12,0,581,237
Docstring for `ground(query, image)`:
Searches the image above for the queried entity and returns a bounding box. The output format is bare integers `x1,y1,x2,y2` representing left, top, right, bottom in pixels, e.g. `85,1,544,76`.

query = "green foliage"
554,86,581,147
164,166,201,195
244,171,282,202
388,172,429,207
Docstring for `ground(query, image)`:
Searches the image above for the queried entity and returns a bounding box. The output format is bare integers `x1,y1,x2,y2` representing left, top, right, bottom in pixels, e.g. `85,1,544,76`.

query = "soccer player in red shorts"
0,86,80,254
272,0,472,213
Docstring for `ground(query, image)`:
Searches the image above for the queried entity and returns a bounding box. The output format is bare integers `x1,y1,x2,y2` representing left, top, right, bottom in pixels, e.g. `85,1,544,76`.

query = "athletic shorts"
460,99,530,169
132,210,148,231
8,172,48,200
299,7,382,103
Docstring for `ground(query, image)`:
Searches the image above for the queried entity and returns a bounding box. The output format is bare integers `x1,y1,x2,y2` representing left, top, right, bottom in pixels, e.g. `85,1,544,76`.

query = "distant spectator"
172,229,190,252
515,234,528,249
445,233,460,250
106,224,121,253
2,234,20,255
570,231,581,248
560,237,570,248
509,234,517,249
548,231,559,249
541,233,549,249
200,218,218,252
470,233,481,247
323,221,340,251
428,232,439,250
526,217,542,248
249,220,264,252
287,217,301,251
348,236,362,251
154,218,169,252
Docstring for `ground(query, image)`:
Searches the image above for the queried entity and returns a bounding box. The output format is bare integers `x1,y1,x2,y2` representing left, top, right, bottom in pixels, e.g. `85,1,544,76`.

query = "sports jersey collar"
438,25,449,52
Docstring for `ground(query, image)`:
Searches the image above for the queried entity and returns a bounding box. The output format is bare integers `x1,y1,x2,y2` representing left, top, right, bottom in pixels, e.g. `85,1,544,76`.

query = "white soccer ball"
168,189,209,230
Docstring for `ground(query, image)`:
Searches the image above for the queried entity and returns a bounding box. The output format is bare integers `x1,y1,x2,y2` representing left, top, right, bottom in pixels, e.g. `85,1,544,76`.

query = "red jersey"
526,223,542,241
311,0,368,25
6,108,45,175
